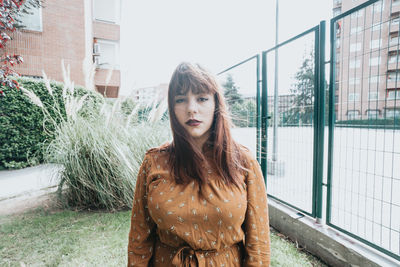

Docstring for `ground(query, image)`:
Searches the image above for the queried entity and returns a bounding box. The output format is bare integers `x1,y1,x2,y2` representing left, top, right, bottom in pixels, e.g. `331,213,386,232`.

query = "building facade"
333,0,400,120
7,0,121,98
131,83,168,105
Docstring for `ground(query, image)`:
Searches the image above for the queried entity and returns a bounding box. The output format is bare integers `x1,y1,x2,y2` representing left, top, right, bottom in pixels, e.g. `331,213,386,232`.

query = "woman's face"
173,90,215,145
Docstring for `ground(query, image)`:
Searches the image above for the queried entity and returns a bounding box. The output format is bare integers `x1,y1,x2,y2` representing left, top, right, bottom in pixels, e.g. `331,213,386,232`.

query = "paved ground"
0,164,62,215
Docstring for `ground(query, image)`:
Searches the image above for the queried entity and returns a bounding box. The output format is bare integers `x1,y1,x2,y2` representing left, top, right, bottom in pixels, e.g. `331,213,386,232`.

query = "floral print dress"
127,144,270,267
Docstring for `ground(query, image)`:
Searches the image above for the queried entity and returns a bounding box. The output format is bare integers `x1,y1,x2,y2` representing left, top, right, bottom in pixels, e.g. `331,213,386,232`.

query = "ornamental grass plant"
22,62,171,210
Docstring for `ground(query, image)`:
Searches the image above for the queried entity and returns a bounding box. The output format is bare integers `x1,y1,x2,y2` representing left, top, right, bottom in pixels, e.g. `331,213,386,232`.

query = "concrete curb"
268,198,400,267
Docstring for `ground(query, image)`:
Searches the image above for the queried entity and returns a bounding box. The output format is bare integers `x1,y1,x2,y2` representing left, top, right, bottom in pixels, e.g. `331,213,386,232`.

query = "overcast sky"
120,0,333,96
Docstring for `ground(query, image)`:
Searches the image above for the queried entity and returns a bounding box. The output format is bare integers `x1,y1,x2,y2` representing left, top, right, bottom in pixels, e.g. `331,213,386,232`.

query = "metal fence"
217,55,262,164
261,23,325,219
328,0,400,260
218,0,400,261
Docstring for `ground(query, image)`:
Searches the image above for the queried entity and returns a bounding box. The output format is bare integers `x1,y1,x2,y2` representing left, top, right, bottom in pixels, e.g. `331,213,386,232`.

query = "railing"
328,0,399,261
217,0,400,262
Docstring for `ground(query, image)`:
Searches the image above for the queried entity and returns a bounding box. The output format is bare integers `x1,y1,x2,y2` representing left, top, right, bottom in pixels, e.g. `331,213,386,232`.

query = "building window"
93,0,120,24
96,40,120,69
389,53,399,63
351,26,362,34
351,10,363,19
370,39,382,49
390,35,399,46
387,71,400,82
333,8,341,17
372,22,382,32
385,108,400,118
392,16,400,26
368,91,378,100
336,37,341,48
387,89,400,99
369,56,381,66
334,0,342,5
349,78,360,85
350,43,362,52
369,75,379,83
349,59,360,68
347,110,360,120
393,0,400,7
17,5,42,31
366,109,379,119
348,93,359,102
372,0,384,13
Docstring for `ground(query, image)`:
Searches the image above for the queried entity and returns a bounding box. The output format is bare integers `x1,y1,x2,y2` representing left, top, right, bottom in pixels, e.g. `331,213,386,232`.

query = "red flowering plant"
0,0,41,97
0,0,24,96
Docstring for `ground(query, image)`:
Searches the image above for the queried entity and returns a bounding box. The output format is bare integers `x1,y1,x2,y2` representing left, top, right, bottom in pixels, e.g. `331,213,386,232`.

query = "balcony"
389,41,400,52
388,61,400,70
391,3,400,14
385,98,400,108
386,79,400,88
390,22,400,33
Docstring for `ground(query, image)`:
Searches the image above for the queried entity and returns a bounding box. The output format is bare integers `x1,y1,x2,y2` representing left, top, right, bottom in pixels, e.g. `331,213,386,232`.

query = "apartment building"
7,0,121,98
333,0,400,120
131,83,168,105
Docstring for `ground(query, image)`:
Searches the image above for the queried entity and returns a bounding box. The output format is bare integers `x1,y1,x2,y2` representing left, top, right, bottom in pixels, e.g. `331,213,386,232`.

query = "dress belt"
171,244,237,267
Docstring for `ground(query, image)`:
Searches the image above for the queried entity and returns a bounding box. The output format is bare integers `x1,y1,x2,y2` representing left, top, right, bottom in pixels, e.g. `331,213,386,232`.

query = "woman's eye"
175,99,185,103
199,97,208,102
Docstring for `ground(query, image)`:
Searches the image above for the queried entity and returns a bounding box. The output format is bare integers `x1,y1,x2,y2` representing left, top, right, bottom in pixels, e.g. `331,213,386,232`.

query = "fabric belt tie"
171,244,235,267
172,246,201,267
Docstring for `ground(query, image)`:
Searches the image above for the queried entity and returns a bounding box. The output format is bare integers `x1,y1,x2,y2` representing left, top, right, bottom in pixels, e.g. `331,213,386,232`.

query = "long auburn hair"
165,62,248,189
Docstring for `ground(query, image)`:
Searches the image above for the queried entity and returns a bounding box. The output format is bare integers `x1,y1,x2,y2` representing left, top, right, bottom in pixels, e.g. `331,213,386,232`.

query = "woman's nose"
187,98,198,114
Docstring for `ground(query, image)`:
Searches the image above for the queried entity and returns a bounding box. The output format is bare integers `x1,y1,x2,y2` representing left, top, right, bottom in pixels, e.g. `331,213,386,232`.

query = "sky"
120,0,333,96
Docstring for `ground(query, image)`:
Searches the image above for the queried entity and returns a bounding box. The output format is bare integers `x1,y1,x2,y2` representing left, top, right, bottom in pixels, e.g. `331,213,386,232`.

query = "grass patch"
270,228,327,266
0,208,327,266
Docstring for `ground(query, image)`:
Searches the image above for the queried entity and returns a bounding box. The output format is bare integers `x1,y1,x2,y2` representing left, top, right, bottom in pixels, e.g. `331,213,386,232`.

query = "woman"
127,62,270,266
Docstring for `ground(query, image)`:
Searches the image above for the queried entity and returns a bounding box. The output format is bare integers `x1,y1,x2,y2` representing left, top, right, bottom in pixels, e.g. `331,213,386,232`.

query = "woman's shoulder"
145,141,172,157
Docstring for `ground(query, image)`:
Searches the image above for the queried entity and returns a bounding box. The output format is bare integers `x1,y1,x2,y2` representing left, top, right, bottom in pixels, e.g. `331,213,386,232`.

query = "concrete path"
0,164,62,215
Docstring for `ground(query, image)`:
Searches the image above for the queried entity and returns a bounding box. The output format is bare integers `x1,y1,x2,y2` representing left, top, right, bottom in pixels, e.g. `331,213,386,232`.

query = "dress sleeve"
127,153,156,267
242,156,271,266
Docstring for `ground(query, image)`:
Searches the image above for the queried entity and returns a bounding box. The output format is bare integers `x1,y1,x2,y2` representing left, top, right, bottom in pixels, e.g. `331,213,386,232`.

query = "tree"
284,50,315,125
221,75,258,127
0,0,41,97
222,74,243,107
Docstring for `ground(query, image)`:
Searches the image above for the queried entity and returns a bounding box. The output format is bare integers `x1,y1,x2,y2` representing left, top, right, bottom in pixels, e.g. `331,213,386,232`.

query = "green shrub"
336,118,400,129
18,76,170,210
0,77,103,170
44,101,171,210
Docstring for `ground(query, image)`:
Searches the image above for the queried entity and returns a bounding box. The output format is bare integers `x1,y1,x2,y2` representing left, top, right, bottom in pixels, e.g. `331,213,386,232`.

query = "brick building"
7,0,121,98
333,0,400,120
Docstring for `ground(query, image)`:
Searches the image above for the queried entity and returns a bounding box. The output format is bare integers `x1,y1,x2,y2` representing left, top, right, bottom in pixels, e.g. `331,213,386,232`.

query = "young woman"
127,62,270,266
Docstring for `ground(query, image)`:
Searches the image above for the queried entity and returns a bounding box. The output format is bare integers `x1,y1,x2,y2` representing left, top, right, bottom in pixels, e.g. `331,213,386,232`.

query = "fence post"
317,20,326,221
261,51,268,184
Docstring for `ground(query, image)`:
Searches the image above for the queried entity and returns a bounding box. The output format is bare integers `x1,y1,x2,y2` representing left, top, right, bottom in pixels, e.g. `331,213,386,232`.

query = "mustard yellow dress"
127,144,270,266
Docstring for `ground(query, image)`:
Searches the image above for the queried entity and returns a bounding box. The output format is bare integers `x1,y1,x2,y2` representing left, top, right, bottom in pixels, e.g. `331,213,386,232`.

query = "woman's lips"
186,119,201,126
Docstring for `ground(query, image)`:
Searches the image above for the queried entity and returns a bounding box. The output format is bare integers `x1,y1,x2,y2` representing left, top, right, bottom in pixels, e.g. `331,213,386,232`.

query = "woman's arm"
127,153,156,267
242,156,271,266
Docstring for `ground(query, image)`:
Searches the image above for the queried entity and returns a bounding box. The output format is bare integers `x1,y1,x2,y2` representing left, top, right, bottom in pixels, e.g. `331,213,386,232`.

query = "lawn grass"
0,208,327,266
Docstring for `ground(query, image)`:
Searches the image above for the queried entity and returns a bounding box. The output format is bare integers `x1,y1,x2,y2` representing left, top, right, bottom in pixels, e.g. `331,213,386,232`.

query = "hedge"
336,118,400,129
0,77,104,170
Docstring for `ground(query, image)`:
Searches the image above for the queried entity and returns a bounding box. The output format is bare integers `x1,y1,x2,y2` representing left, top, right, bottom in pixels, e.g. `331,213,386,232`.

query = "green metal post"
316,20,326,221
256,55,261,163
326,19,336,225
261,51,268,184
312,26,320,218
